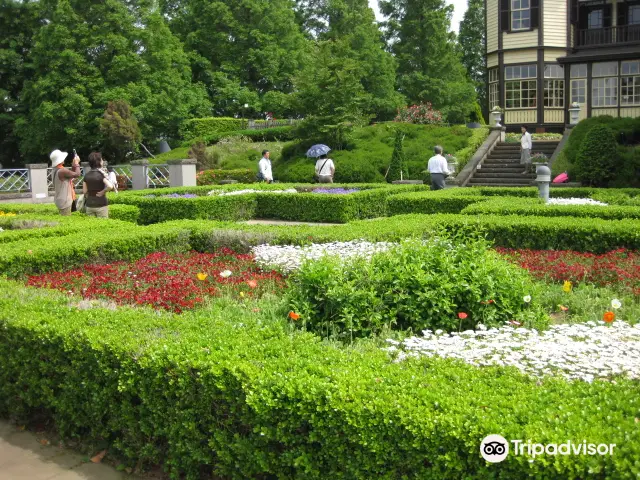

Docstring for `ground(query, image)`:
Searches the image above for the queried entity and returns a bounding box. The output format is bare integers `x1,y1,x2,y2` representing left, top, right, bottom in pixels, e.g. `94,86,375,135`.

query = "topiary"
574,124,618,187
387,130,406,182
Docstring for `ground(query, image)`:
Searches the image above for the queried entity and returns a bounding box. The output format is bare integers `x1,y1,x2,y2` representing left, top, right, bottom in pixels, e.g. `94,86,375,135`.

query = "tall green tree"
161,0,309,116
16,0,210,161
458,0,487,120
0,0,41,166
380,0,477,123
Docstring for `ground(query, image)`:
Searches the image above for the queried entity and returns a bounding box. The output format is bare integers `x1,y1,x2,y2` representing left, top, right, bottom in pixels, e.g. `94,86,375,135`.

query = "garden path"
0,420,140,480
244,219,341,227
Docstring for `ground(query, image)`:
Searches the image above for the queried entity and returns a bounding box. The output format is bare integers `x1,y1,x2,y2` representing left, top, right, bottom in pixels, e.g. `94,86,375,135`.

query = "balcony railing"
577,24,640,47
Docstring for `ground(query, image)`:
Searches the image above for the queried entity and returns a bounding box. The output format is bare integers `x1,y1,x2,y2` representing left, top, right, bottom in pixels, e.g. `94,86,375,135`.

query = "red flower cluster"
26,250,286,313
496,248,640,295
394,103,443,125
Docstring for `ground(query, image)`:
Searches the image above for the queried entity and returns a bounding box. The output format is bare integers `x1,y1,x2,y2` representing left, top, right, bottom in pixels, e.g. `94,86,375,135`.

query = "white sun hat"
49,149,68,167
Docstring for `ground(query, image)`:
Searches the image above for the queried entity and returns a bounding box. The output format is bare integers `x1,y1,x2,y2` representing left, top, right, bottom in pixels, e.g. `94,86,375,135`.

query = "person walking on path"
520,125,533,174
82,152,113,218
315,154,335,183
258,150,273,183
427,145,450,191
50,149,81,216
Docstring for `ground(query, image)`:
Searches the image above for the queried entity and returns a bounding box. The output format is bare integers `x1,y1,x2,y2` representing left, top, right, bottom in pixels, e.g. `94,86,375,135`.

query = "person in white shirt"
257,150,273,183
520,125,533,174
314,154,335,183
106,166,118,193
427,145,450,191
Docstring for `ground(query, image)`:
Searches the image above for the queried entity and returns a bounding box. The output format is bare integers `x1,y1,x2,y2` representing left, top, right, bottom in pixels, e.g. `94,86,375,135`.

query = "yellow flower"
196,273,208,281
562,280,573,293
239,292,245,298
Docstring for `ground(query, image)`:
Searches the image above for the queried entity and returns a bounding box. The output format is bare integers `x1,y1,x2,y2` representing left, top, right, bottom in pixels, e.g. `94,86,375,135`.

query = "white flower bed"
208,189,297,196
387,321,640,382
547,198,608,206
252,241,394,272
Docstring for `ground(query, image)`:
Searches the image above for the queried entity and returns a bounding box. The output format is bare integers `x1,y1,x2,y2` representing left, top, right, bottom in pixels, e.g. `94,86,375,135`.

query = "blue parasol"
306,144,331,158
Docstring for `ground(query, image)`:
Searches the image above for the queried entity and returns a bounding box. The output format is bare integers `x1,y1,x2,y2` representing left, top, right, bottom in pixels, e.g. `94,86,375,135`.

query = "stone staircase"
467,141,560,187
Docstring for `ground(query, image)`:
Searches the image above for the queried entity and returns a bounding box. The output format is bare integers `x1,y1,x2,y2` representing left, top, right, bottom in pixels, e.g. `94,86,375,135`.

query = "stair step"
484,159,523,164
468,182,535,187
477,168,530,173
474,173,536,179
469,177,535,184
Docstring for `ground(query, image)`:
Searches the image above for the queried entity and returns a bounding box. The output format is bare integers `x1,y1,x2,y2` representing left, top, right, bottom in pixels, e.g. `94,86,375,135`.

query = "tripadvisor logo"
480,435,616,463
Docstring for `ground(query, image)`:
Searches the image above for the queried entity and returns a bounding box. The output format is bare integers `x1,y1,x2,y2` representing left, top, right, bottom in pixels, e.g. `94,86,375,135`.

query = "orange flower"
288,311,300,321
246,279,258,288
196,273,208,281
603,311,615,323
558,305,568,312
458,312,468,320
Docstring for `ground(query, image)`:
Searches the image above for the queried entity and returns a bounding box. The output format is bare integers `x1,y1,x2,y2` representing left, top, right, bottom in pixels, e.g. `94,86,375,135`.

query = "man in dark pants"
427,145,450,190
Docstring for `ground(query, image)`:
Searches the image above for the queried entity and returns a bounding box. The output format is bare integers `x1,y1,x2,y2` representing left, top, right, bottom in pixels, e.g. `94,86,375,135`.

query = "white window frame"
505,64,537,109
511,0,531,31
544,64,565,108
592,78,618,107
489,68,499,109
621,61,640,106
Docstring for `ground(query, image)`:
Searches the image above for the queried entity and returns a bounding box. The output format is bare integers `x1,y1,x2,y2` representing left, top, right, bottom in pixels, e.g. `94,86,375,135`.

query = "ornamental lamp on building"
568,102,581,126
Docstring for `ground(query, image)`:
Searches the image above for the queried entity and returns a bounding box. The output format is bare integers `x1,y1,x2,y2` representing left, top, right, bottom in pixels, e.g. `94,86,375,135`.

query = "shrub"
394,103,444,124
196,169,256,185
288,238,546,341
108,204,140,223
455,127,490,170
99,100,141,163
188,141,219,171
180,126,296,147
387,191,488,215
386,130,406,182
574,125,618,187
179,117,245,141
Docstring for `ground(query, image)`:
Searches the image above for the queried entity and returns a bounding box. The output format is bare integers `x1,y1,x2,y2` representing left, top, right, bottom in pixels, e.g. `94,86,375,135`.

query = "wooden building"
486,0,640,130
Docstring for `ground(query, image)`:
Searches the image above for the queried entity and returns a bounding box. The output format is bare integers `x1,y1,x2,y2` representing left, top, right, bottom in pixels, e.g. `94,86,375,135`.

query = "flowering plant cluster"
531,152,549,162
387,320,640,382
26,250,286,313
394,103,443,125
0,211,17,217
312,188,360,195
496,248,639,295
144,193,199,199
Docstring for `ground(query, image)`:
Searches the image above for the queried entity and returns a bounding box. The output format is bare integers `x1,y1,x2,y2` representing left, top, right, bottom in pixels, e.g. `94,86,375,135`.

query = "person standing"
427,145,450,191
520,125,533,174
315,154,335,183
82,152,113,218
258,150,273,183
50,149,81,216
106,166,118,193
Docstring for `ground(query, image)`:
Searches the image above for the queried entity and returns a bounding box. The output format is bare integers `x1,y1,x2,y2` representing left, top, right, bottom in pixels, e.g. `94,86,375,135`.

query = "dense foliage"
288,238,546,340
574,124,618,187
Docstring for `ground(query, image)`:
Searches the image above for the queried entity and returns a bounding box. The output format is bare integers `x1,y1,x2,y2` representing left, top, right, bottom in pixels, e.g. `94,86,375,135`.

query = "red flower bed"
26,250,286,313
496,248,640,295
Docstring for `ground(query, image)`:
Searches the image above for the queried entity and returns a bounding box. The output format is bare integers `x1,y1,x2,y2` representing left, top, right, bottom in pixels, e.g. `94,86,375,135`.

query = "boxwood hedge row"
1,279,639,479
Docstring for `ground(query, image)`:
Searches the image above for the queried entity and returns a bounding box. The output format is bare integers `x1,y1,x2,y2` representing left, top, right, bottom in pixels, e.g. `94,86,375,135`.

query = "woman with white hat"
50,149,81,215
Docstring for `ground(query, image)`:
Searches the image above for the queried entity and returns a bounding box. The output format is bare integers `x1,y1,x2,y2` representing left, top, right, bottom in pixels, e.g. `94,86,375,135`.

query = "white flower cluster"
207,189,297,196
0,227,4,233
252,241,395,272
547,198,608,206
387,321,640,382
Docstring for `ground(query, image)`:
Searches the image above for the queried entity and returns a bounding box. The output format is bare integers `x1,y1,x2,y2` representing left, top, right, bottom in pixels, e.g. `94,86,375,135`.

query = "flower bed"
312,188,360,194
27,250,285,313
547,198,608,206
388,321,640,382
497,248,640,295
146,193,199,199
207,188,297,196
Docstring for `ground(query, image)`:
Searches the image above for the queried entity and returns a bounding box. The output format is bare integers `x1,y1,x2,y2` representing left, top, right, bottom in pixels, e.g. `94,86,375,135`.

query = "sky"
368,0,468,33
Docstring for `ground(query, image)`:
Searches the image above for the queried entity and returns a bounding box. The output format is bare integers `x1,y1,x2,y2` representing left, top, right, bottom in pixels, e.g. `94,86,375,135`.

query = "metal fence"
0,169,30,193
0,165,168,194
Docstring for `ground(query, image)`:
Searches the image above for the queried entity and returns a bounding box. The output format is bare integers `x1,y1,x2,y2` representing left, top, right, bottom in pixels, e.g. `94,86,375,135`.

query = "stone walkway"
0,421,138,480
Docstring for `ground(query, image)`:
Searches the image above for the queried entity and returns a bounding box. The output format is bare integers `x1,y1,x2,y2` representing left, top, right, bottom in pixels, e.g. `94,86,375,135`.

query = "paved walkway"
0,421,138,480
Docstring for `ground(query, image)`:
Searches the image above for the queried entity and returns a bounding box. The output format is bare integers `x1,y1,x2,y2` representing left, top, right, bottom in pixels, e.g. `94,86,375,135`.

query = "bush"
288,238,546,341
108,204,140,223
386,130,406,182
455,127,490,170
196,169,256,185
2,277,640,479
394,103,444,124
387,191,488,215
179,117,245,141
188,141,219,171
180,126,296,147
461,197,640,221
574,125,618,187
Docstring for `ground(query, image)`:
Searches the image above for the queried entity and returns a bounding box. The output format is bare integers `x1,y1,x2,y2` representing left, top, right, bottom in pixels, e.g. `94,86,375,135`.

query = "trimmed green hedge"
387,191,488,215
0,203,140,223
109,195,257,225
1,279,639,479
180,117,246,141
461,197,640,220
196,169,256,185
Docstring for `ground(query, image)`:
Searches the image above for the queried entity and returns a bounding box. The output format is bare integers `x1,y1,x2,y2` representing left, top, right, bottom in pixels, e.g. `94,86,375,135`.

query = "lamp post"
535,163,552,203
568,102,581,126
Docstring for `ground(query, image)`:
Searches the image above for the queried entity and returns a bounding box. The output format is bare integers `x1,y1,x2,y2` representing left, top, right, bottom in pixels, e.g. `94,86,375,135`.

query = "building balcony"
576,24,640,48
